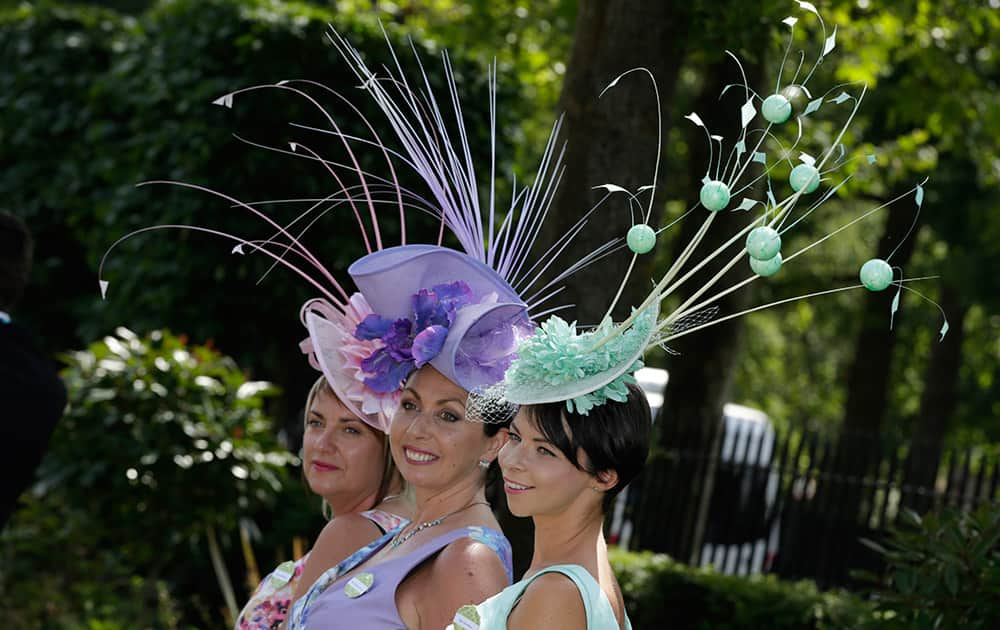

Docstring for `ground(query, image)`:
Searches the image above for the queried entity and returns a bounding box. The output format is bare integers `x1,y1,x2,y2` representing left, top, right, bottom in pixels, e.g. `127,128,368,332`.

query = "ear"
594,469,619,493
480,427,510,464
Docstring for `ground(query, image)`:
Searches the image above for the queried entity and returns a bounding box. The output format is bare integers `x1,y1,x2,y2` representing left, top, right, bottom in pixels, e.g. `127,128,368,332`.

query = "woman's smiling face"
390,365,504,493
498,411,601,518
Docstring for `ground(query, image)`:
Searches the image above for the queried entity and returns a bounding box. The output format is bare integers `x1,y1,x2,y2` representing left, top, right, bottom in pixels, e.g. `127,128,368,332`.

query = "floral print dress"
235,509,408,630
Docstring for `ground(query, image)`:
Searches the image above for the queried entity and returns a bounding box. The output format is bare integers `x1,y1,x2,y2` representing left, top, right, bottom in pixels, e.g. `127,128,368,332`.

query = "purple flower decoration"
361,350,416,393
354,281,475,393
412,325,448,364
354,314,395,340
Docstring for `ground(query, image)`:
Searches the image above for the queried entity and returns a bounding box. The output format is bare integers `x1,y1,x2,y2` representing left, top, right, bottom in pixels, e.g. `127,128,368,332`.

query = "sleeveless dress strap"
519,565,629,630
448,564,630,630
359,508,409,535
287,524,403,630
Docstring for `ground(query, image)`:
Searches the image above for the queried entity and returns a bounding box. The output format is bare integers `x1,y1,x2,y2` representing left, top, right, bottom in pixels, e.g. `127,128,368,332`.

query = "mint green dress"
447,564,632,630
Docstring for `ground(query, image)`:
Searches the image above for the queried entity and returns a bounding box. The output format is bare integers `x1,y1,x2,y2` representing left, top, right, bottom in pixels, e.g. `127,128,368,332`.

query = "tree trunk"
541,0,695,324
903,283,967,510
498,0,698,575
634,47,764,557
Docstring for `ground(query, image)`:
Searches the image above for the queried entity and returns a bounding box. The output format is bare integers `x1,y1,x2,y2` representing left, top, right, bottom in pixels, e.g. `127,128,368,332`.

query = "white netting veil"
466,382,519,425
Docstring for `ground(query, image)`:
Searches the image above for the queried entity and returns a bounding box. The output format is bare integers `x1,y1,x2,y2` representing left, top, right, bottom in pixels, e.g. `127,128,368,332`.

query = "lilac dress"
235,509,408,630
290,525,512,629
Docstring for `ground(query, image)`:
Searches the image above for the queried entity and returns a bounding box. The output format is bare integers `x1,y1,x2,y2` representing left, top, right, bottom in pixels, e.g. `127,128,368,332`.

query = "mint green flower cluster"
505,304,657,415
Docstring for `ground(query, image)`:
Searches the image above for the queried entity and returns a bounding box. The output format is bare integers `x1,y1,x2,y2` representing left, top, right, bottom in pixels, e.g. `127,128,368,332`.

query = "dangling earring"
478,460,490,470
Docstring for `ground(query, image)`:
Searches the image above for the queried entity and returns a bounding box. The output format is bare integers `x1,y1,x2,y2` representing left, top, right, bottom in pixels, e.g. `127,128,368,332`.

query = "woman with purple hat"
103,17,617,627
268,22,625,626
285,244,531,629
267,27,619,627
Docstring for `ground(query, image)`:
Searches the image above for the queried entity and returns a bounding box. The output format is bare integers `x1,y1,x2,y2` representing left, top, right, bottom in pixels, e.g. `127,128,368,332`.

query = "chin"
311,483,341,500
509,505,533,518
398,468,447,492
505,496,536,518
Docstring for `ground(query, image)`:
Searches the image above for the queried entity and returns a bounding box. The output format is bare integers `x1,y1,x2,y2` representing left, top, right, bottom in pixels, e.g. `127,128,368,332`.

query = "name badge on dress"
452,604,481,630
344,572,375,598
268,561,296,589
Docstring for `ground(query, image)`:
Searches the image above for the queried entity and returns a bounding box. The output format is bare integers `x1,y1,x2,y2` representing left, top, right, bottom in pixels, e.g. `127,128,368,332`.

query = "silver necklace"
389,500,488,549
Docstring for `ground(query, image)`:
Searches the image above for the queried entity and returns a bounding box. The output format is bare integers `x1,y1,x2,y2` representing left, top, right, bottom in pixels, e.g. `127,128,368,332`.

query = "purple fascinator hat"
100,26,617,429
349,245,533,394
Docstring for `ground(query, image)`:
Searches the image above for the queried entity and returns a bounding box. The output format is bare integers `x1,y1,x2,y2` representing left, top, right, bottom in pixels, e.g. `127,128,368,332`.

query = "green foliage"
859,502,1000,629
0,328,293,628
54,327,294,541
729,0,1000,443
610,548,873,630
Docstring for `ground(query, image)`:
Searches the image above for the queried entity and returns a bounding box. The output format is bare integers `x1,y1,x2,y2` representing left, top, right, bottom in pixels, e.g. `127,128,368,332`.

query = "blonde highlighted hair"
303,376,401,520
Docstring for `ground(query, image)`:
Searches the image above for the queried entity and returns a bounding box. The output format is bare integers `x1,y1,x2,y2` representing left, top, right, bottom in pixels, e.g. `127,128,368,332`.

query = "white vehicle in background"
608,367,781,575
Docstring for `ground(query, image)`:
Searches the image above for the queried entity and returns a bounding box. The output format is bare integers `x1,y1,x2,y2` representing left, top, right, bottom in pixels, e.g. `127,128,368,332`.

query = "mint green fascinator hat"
472,3,948,420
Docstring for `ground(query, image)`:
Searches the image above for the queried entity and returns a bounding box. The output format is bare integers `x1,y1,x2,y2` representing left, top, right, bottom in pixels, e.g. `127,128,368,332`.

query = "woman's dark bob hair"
522,382,652,512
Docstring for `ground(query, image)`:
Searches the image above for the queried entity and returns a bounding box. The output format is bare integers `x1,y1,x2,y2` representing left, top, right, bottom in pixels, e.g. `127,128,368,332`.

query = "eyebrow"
510,420,552,443
307,410,359,424
404,388,465,408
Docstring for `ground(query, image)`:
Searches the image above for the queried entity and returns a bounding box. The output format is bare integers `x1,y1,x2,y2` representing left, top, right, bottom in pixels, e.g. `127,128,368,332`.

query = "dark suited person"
0,211,66,529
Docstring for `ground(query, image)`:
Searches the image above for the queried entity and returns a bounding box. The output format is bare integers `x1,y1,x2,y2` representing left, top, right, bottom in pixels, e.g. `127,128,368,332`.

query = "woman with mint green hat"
447,2,949,626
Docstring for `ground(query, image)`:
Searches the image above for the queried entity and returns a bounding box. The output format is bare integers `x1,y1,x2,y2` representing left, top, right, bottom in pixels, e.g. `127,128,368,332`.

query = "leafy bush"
610,549,874,630
859,502,1000,629
54,327,293,542
0,328,295,629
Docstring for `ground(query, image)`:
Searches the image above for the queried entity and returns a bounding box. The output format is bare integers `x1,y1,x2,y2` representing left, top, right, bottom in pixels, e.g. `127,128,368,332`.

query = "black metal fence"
618,419,1000,589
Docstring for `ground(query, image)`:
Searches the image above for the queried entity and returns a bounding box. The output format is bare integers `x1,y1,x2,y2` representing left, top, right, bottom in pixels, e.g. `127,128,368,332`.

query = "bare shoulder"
400,535,510,630
314,511,384,551
377,493,413,518
438,535,505,568
292,513,382,601
507,573,587,630
427,536,508,593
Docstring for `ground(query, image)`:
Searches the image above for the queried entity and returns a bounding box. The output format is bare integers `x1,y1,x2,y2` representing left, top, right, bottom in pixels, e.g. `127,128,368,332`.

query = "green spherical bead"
762,94,792,124
859,258,893,291
626,224,657,254
746,226,782,261
699,180,731,212
750,252,782,277
789,164,821,194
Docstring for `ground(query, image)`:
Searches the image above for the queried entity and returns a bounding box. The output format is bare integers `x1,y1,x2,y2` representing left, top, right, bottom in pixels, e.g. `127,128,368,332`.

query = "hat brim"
305,311,390,433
